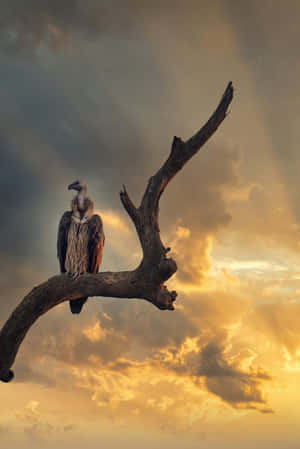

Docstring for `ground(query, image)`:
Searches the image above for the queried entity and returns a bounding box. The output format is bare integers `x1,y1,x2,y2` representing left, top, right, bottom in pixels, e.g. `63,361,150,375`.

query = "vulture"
57,180,105,314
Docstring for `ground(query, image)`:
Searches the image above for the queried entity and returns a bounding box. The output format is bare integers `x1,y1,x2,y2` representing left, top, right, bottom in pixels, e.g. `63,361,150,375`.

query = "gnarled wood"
0,82,234,382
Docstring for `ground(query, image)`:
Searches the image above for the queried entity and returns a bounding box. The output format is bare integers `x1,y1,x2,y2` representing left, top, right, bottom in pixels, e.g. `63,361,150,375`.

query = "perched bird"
57,180,105,314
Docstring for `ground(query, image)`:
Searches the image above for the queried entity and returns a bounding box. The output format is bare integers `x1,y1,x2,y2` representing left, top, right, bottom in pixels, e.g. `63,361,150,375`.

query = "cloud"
4,400,78,448
12,361,57,388
20,300,197,370
0,1,220,54
198,342,272,410
99,210,130,234
168,227,213,285
68,335,272,427
160,142,241,286
151,330,272,413
16,289,272,419
0,0,118,54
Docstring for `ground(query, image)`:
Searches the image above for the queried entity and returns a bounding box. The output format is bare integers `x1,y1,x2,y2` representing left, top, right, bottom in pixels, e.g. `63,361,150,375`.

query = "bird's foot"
68,271,86,280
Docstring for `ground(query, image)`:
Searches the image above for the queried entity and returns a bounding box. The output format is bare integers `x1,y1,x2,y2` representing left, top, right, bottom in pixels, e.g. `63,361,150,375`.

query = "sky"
1,1,300,448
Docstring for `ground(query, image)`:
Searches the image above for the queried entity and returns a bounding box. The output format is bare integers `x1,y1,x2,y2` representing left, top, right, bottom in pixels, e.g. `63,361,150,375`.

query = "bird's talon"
70,271,87,280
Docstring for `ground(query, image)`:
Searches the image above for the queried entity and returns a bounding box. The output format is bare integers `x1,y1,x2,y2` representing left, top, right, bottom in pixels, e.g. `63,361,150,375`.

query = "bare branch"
141,81,234,211
119,184,139,224
0,82,234,382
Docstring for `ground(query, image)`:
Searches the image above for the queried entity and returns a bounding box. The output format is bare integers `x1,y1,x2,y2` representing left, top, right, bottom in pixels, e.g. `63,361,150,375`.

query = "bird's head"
68,180,87,192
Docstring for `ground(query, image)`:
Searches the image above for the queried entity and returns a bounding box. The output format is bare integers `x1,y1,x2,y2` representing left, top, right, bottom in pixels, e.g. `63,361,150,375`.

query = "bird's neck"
77,189,86,210
71,191,93,222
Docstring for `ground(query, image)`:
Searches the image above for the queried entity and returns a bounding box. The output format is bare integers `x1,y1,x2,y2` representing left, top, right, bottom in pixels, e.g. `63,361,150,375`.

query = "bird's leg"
67,271,79,280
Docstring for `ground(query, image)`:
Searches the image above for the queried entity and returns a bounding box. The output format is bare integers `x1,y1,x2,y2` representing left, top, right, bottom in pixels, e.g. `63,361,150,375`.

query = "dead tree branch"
0,82,234,382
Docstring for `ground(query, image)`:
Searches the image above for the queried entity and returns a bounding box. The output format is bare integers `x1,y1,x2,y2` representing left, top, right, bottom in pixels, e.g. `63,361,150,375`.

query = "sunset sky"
1,1,300,448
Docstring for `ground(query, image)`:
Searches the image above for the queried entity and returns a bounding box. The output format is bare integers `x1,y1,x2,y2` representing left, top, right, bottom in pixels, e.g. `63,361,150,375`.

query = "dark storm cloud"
149,290,274,412
0,41,163,272
0,142,45,258
160,340,272,412
199,342,271,410
0,0,216,54
0,0,130,53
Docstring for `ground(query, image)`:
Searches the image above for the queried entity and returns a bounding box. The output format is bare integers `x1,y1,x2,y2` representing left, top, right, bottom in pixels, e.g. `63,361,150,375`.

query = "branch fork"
0,82,234,381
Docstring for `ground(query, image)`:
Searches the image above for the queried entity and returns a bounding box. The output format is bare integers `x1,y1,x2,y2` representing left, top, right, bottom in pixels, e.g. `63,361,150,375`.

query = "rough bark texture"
0,82,234,382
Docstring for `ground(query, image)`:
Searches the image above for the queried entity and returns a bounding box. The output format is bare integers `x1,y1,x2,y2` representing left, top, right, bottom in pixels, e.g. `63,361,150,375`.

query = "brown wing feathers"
57,211,72,273
88,215,105,274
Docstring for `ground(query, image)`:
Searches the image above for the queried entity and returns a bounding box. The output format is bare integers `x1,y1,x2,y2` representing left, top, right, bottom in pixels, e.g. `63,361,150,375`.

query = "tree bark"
0,82,234,382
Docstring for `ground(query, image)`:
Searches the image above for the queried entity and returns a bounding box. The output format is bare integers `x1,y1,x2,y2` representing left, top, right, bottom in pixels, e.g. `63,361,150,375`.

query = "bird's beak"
68,181,79,191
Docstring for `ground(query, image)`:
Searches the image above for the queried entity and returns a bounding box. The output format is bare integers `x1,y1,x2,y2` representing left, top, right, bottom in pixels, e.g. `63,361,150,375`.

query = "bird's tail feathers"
69,297,88,314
